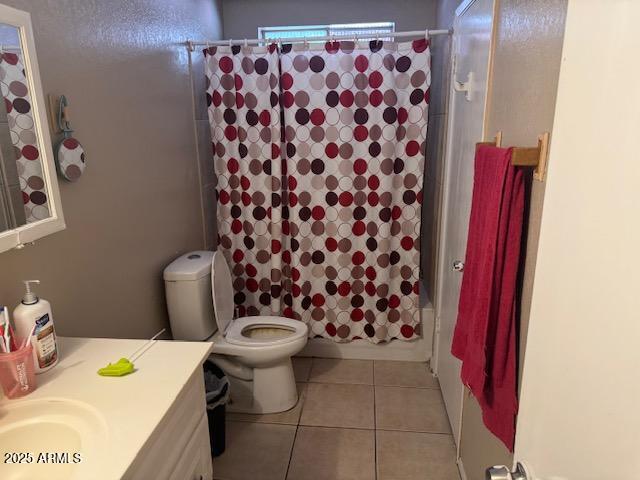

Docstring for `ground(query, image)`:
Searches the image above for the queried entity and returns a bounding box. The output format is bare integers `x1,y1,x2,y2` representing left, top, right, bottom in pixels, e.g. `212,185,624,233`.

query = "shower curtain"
204,44,285,317
204,39,430,343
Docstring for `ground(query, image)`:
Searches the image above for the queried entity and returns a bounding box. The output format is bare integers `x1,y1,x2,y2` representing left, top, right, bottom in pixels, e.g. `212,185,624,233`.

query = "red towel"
451,145,524,451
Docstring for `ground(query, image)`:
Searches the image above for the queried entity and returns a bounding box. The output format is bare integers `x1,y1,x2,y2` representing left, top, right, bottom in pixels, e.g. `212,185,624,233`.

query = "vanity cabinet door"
123,369,212,479
169,414,213,480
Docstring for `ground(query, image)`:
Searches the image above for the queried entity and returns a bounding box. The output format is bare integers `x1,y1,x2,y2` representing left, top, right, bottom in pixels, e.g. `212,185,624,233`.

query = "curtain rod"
186,29,451,51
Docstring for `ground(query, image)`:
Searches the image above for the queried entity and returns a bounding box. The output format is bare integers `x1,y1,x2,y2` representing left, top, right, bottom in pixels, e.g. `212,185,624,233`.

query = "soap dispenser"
13,280,58,374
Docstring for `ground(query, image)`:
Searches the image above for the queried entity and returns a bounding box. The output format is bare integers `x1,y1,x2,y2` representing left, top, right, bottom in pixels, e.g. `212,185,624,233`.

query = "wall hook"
453,71,474,101
57,95,72,134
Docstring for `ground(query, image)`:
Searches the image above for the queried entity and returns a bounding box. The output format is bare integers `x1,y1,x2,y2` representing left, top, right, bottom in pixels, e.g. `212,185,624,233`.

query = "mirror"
0,6,64,252
0,23,48,229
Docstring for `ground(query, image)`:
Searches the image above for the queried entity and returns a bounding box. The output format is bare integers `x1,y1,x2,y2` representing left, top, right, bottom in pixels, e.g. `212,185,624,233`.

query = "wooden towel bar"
477,131,550,181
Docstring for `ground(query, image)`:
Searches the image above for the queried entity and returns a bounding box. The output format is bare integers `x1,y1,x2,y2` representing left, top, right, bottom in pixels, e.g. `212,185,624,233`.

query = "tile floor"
212,358,459,480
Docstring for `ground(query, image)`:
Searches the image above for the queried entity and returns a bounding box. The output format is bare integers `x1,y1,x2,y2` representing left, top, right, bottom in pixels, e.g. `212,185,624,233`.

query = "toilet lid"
211,251,234,334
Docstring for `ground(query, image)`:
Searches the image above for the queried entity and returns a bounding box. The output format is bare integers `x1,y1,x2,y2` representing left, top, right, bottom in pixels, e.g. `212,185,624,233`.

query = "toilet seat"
211,251,308,349
225,316,308,347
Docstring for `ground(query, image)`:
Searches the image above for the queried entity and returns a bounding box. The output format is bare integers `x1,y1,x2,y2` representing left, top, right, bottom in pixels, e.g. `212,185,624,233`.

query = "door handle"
452,260,464,272
486,462,531,480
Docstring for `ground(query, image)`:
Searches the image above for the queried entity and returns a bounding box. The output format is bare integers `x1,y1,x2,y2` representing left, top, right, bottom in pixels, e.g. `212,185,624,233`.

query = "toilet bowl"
164,251,308,414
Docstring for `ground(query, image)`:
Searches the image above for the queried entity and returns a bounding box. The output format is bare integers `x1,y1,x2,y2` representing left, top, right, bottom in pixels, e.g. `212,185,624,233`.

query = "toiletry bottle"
13,280,58,374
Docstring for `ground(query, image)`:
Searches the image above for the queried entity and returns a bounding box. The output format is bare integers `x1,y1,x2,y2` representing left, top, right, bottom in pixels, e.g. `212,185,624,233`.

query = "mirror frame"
0,4,64,253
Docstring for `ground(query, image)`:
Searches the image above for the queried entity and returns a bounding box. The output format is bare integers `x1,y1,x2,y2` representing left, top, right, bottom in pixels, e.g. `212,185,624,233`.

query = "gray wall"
221,0,438,38
0,0,223,339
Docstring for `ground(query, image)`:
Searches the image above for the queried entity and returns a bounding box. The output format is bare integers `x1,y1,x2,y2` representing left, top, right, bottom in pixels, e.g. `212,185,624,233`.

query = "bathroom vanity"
0,337,213,480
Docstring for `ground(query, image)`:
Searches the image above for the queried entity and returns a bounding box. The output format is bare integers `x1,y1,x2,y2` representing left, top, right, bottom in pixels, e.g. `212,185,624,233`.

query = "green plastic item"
97,328,165,378
97,358,135,377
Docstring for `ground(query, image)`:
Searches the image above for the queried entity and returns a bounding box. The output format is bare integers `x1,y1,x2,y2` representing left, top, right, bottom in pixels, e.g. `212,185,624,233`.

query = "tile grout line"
284,356,313,480
374,427,453,435
292,422,374,431
224,417,452,436
304,380,440,390
298,359,439,389
284,423,299,480
373,379,378,480
372,383,441,390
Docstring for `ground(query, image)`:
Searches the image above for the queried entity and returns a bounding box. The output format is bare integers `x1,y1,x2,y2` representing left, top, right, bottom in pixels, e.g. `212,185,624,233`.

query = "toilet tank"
163,251,217,341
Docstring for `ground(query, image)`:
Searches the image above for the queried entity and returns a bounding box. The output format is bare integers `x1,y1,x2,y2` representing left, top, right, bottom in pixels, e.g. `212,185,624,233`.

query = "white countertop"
0,336,213,479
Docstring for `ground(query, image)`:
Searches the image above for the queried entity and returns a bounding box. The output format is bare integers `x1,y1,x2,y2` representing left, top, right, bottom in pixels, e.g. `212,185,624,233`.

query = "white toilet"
164,251,308,414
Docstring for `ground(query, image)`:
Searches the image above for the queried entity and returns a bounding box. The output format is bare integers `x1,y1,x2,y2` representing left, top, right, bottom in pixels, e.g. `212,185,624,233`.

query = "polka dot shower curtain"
280,39,429,343
0,49,50,223
204,38,430,343
204,45,286,316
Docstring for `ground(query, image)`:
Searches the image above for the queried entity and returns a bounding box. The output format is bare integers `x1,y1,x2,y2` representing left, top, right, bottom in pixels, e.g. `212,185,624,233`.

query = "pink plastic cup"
0,341,37,399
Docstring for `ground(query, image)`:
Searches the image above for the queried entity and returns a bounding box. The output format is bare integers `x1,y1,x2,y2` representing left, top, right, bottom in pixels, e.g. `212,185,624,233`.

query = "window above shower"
258,22,395,43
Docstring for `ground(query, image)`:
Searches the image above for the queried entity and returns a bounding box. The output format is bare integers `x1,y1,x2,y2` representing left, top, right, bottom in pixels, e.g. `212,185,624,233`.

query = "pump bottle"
13,280,58,374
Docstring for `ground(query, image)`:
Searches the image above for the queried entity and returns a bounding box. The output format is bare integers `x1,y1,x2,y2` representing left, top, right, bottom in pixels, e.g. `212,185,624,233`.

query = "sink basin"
0,398,108,480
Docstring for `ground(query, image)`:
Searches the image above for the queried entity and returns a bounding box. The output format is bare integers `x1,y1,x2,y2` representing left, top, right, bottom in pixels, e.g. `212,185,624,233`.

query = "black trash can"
203,360,230,457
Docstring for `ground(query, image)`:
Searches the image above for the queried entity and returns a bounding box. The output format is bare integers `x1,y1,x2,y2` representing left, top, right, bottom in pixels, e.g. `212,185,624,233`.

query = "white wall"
221,0,437,39
515,1,640,477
